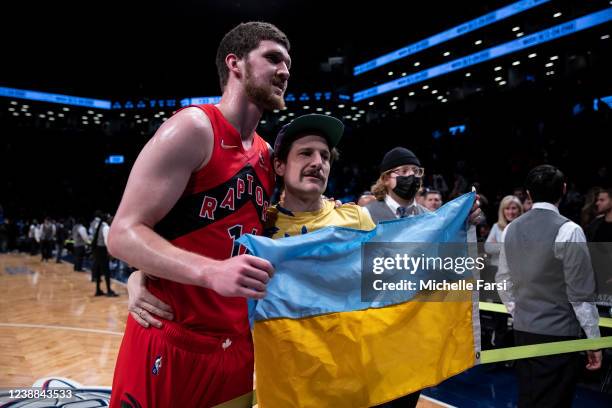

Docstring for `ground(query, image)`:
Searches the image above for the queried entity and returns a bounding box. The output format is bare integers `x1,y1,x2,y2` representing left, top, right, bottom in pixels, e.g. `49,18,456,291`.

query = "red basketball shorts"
110,315,253,408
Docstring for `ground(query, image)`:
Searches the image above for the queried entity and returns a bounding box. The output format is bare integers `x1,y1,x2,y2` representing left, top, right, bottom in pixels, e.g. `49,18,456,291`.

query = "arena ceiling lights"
353,0,551,76
353,8,612,102
0,86,111,110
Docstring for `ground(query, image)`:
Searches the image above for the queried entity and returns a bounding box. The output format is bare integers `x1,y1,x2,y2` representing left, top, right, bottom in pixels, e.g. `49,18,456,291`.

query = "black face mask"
392,175,421,200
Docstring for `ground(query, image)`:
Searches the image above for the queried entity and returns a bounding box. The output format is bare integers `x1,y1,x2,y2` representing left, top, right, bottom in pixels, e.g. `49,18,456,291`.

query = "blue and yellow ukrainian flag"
238,192,480,407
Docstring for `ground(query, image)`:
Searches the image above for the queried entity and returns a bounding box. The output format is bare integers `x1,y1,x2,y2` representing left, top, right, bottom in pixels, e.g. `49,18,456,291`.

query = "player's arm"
555,223,601,370
108,108,273,298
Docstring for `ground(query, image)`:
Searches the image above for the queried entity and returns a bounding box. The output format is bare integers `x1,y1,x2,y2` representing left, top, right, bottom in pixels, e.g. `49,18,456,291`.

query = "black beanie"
379,147,421,173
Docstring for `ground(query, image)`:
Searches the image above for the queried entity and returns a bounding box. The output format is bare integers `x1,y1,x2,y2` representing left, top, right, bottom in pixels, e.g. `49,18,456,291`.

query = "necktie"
397,206,417,218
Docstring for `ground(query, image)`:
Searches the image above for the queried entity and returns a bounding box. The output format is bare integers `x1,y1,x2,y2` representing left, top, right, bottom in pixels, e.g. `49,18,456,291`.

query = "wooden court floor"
0,253,127,388
0,253,445,407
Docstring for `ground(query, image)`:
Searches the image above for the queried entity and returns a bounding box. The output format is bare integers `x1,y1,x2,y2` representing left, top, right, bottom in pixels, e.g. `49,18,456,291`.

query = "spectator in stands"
581,186,602,228
585,188,612,305
91,213,118,297
39,217,56,262
72,218,90,272
89,210,103,236
484,195,523,272
365,147,481,407
586,188,612,242
477,223,491,243
522,195,533,212
55,218,68,263
423,189,443,211
28,219,40,255
365,147,429,222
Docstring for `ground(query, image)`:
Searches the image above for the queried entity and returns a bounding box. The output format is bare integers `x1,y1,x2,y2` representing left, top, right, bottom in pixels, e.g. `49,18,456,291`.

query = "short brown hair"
425,190,442,199
216,22,290,91
600,188,612,198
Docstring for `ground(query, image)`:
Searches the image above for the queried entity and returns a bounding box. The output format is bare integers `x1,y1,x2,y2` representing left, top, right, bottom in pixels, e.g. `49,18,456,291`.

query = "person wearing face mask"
364,147,482,408
364,147,430,223
363,148,433,408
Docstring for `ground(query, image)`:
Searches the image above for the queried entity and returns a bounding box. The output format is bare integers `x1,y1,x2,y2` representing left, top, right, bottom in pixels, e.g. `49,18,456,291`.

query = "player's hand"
468,194,482,225
127,270,174,328
324,196,345,208
586,350,602,370
206,254,274,299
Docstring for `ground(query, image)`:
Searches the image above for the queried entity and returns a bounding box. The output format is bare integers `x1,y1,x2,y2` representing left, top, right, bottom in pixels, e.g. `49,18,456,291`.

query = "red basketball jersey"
149,104,274,335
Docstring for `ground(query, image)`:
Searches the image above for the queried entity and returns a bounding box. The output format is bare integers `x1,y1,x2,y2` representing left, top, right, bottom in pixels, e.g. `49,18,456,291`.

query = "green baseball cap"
274,114,344,154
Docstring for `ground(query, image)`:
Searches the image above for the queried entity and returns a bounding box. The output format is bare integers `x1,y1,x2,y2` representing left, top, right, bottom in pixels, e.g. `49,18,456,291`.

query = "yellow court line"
481,336,612,363
479,301,612,328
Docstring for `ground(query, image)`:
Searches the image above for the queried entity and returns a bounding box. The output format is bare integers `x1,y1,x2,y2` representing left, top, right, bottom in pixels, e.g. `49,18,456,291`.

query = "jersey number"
227,225,258,257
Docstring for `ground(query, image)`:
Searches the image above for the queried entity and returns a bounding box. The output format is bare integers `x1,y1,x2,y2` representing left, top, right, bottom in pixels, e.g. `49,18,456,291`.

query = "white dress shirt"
77,225,90,244
496,202,600,338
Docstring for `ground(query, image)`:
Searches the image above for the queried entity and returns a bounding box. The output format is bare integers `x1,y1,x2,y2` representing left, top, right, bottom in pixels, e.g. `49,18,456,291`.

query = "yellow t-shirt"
265,200,376,239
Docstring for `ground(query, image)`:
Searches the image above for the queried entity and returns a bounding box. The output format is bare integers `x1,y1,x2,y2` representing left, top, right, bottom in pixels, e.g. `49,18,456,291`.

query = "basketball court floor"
0,253,449,407
0,253,126,388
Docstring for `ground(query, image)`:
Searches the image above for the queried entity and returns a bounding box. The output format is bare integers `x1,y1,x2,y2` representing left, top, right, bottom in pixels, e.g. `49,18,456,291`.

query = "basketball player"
125,114,373,331
107,22,291,407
